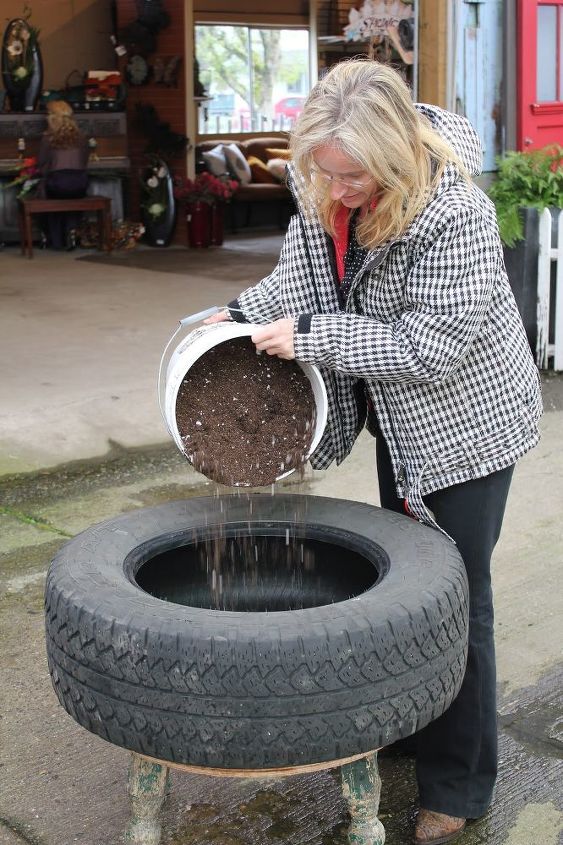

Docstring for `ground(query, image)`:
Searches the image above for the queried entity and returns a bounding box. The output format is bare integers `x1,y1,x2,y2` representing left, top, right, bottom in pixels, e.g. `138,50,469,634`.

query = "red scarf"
332,205,350,282
331,199,378,282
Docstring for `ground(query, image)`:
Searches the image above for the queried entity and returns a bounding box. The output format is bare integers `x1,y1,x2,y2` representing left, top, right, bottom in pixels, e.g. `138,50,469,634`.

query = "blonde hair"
290,59,468,247
45,100,84,149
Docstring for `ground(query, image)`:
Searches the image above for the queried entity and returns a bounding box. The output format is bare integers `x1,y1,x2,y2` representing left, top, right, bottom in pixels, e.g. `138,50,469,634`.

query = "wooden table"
18,195,112,258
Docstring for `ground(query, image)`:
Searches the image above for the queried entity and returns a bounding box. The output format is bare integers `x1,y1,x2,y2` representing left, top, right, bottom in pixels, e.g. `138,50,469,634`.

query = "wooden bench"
18,196,112,258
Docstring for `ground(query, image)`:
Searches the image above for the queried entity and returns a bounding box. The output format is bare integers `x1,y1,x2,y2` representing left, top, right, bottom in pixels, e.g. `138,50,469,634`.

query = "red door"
518,0,563,150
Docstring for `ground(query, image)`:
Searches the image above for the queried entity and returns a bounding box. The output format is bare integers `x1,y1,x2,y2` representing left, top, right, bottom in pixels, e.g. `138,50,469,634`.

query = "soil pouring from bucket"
175,336,316,486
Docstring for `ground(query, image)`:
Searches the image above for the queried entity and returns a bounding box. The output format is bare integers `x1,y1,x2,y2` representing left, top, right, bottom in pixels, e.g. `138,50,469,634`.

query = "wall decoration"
152,55,181,87
1,9,43,112
126,54,149,85
119,0,170,57
85,71,123,107
344,0,414,65
134,102,189,159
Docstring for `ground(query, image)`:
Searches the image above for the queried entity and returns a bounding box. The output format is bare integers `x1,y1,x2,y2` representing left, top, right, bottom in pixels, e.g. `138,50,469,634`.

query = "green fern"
488,146,563,247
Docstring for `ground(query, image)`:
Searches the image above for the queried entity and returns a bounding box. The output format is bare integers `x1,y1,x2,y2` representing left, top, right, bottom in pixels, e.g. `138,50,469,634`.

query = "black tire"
45,494,468,769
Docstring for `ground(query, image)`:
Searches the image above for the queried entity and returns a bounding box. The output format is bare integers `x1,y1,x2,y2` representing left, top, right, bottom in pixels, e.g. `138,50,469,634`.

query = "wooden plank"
417,0,448,107
138,747,380,779
194,0,307,16
194,11,308,24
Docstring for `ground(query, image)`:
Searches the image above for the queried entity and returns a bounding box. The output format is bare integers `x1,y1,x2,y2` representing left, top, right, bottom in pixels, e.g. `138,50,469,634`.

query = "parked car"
274,96,306,119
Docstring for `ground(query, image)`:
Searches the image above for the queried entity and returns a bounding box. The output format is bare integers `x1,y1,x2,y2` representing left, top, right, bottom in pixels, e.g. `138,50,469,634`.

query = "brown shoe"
414,809,466,844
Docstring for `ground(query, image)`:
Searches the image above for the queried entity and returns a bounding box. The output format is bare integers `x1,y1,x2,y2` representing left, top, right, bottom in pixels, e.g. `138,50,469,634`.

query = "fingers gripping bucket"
159,318,328,484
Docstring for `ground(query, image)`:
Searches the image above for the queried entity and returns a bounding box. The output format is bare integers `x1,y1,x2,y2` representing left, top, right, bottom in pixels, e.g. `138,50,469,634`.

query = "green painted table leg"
125,753,169,845
340,752,385,845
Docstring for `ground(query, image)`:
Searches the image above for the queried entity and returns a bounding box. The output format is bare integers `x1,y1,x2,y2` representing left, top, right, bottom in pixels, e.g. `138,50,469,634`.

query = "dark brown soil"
175,337,316,486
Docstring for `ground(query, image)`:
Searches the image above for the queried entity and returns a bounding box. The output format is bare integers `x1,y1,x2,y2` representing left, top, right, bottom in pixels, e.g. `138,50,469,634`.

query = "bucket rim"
163,322,328,485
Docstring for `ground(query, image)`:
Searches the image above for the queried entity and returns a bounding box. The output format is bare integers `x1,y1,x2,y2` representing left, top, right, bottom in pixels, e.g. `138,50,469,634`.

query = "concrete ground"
0,238,561,845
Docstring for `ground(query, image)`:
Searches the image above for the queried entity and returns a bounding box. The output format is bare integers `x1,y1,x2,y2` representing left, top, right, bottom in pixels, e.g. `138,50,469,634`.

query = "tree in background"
195,26,283,122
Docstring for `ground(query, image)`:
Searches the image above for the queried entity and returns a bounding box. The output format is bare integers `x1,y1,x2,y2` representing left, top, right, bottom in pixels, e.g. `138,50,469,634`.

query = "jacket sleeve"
293,208,499,384
227,220,301,324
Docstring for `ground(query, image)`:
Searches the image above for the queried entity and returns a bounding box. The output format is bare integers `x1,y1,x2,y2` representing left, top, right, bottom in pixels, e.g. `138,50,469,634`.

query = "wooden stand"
125,749,385,845
340,753,385,845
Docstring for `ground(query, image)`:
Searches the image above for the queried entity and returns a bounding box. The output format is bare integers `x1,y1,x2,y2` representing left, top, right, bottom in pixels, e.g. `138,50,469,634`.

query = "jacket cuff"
293,317,319,362
297,313,312,334
227,299,247,323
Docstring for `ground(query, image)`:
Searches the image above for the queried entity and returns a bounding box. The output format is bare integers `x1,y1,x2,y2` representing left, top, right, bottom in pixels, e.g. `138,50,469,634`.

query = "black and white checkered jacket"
228,105,542,528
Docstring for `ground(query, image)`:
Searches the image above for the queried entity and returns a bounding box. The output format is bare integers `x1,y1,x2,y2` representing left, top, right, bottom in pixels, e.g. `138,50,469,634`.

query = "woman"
37,99,89,249
206,60,542,844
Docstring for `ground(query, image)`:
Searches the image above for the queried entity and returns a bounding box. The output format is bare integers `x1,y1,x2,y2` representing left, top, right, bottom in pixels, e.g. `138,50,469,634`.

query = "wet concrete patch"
162,772,349,845
0,442,186,510
168,789,304,844
499,666,563,760
0,817,47,845
0,511,64,557
129,481,215,507
0,438,320,514
0,442,320,545
0,539,62,601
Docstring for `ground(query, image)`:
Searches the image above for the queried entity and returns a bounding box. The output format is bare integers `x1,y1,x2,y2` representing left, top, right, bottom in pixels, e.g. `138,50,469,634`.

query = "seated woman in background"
37,100,89,249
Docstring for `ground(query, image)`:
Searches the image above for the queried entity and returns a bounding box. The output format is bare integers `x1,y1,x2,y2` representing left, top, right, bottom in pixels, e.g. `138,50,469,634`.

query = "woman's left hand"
252,318,295,359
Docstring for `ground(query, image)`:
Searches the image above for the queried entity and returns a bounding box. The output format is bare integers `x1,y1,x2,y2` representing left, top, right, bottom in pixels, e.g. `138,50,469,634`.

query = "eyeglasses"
310,166,373,191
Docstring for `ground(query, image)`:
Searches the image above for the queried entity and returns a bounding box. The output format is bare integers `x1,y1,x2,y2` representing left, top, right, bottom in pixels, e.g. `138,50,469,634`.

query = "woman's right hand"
203,309,231,324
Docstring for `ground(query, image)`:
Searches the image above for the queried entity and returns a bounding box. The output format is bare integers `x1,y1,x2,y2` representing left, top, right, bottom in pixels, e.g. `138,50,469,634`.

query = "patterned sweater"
228,104,542,529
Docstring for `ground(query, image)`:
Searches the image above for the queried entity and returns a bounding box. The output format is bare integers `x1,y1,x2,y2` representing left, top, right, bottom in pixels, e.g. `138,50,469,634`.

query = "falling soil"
175,337,316,486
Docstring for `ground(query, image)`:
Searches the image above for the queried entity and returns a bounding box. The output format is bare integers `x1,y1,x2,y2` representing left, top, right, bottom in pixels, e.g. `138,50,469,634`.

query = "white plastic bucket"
160,321,328,484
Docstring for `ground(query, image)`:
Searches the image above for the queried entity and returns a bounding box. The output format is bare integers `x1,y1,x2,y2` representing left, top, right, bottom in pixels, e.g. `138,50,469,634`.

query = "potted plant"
173,172,239,247
488,145,563,352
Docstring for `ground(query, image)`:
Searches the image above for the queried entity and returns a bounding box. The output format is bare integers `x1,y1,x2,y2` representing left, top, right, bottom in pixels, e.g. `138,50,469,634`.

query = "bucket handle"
157,306,223,430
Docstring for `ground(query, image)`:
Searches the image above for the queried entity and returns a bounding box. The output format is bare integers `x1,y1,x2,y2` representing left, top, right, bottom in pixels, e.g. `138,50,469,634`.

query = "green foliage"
488,146,563,247
195,25,284,115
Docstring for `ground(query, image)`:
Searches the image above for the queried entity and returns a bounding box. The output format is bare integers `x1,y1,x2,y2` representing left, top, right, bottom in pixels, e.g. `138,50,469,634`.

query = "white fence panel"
536,208,563,371
536,209,551,369
554,212,563,371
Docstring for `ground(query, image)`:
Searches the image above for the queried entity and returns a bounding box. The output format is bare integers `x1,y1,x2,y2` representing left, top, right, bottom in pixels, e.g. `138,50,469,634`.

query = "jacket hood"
416,103,483,177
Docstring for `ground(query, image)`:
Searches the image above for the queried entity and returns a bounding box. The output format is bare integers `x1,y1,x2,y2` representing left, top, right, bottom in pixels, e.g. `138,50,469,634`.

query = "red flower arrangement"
2,155,40,198
173,171,239,206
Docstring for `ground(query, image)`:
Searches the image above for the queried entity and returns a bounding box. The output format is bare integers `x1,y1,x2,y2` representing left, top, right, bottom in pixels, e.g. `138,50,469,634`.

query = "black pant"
45,169,89,249
376,430,514,818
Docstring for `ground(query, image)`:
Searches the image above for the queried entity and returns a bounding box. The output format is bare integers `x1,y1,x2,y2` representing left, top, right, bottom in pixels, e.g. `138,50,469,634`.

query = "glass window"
196,25,310,134
537,5,558,101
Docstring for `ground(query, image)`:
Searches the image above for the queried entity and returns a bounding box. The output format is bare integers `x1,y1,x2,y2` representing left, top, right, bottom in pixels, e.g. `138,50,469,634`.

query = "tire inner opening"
135,528,381,612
